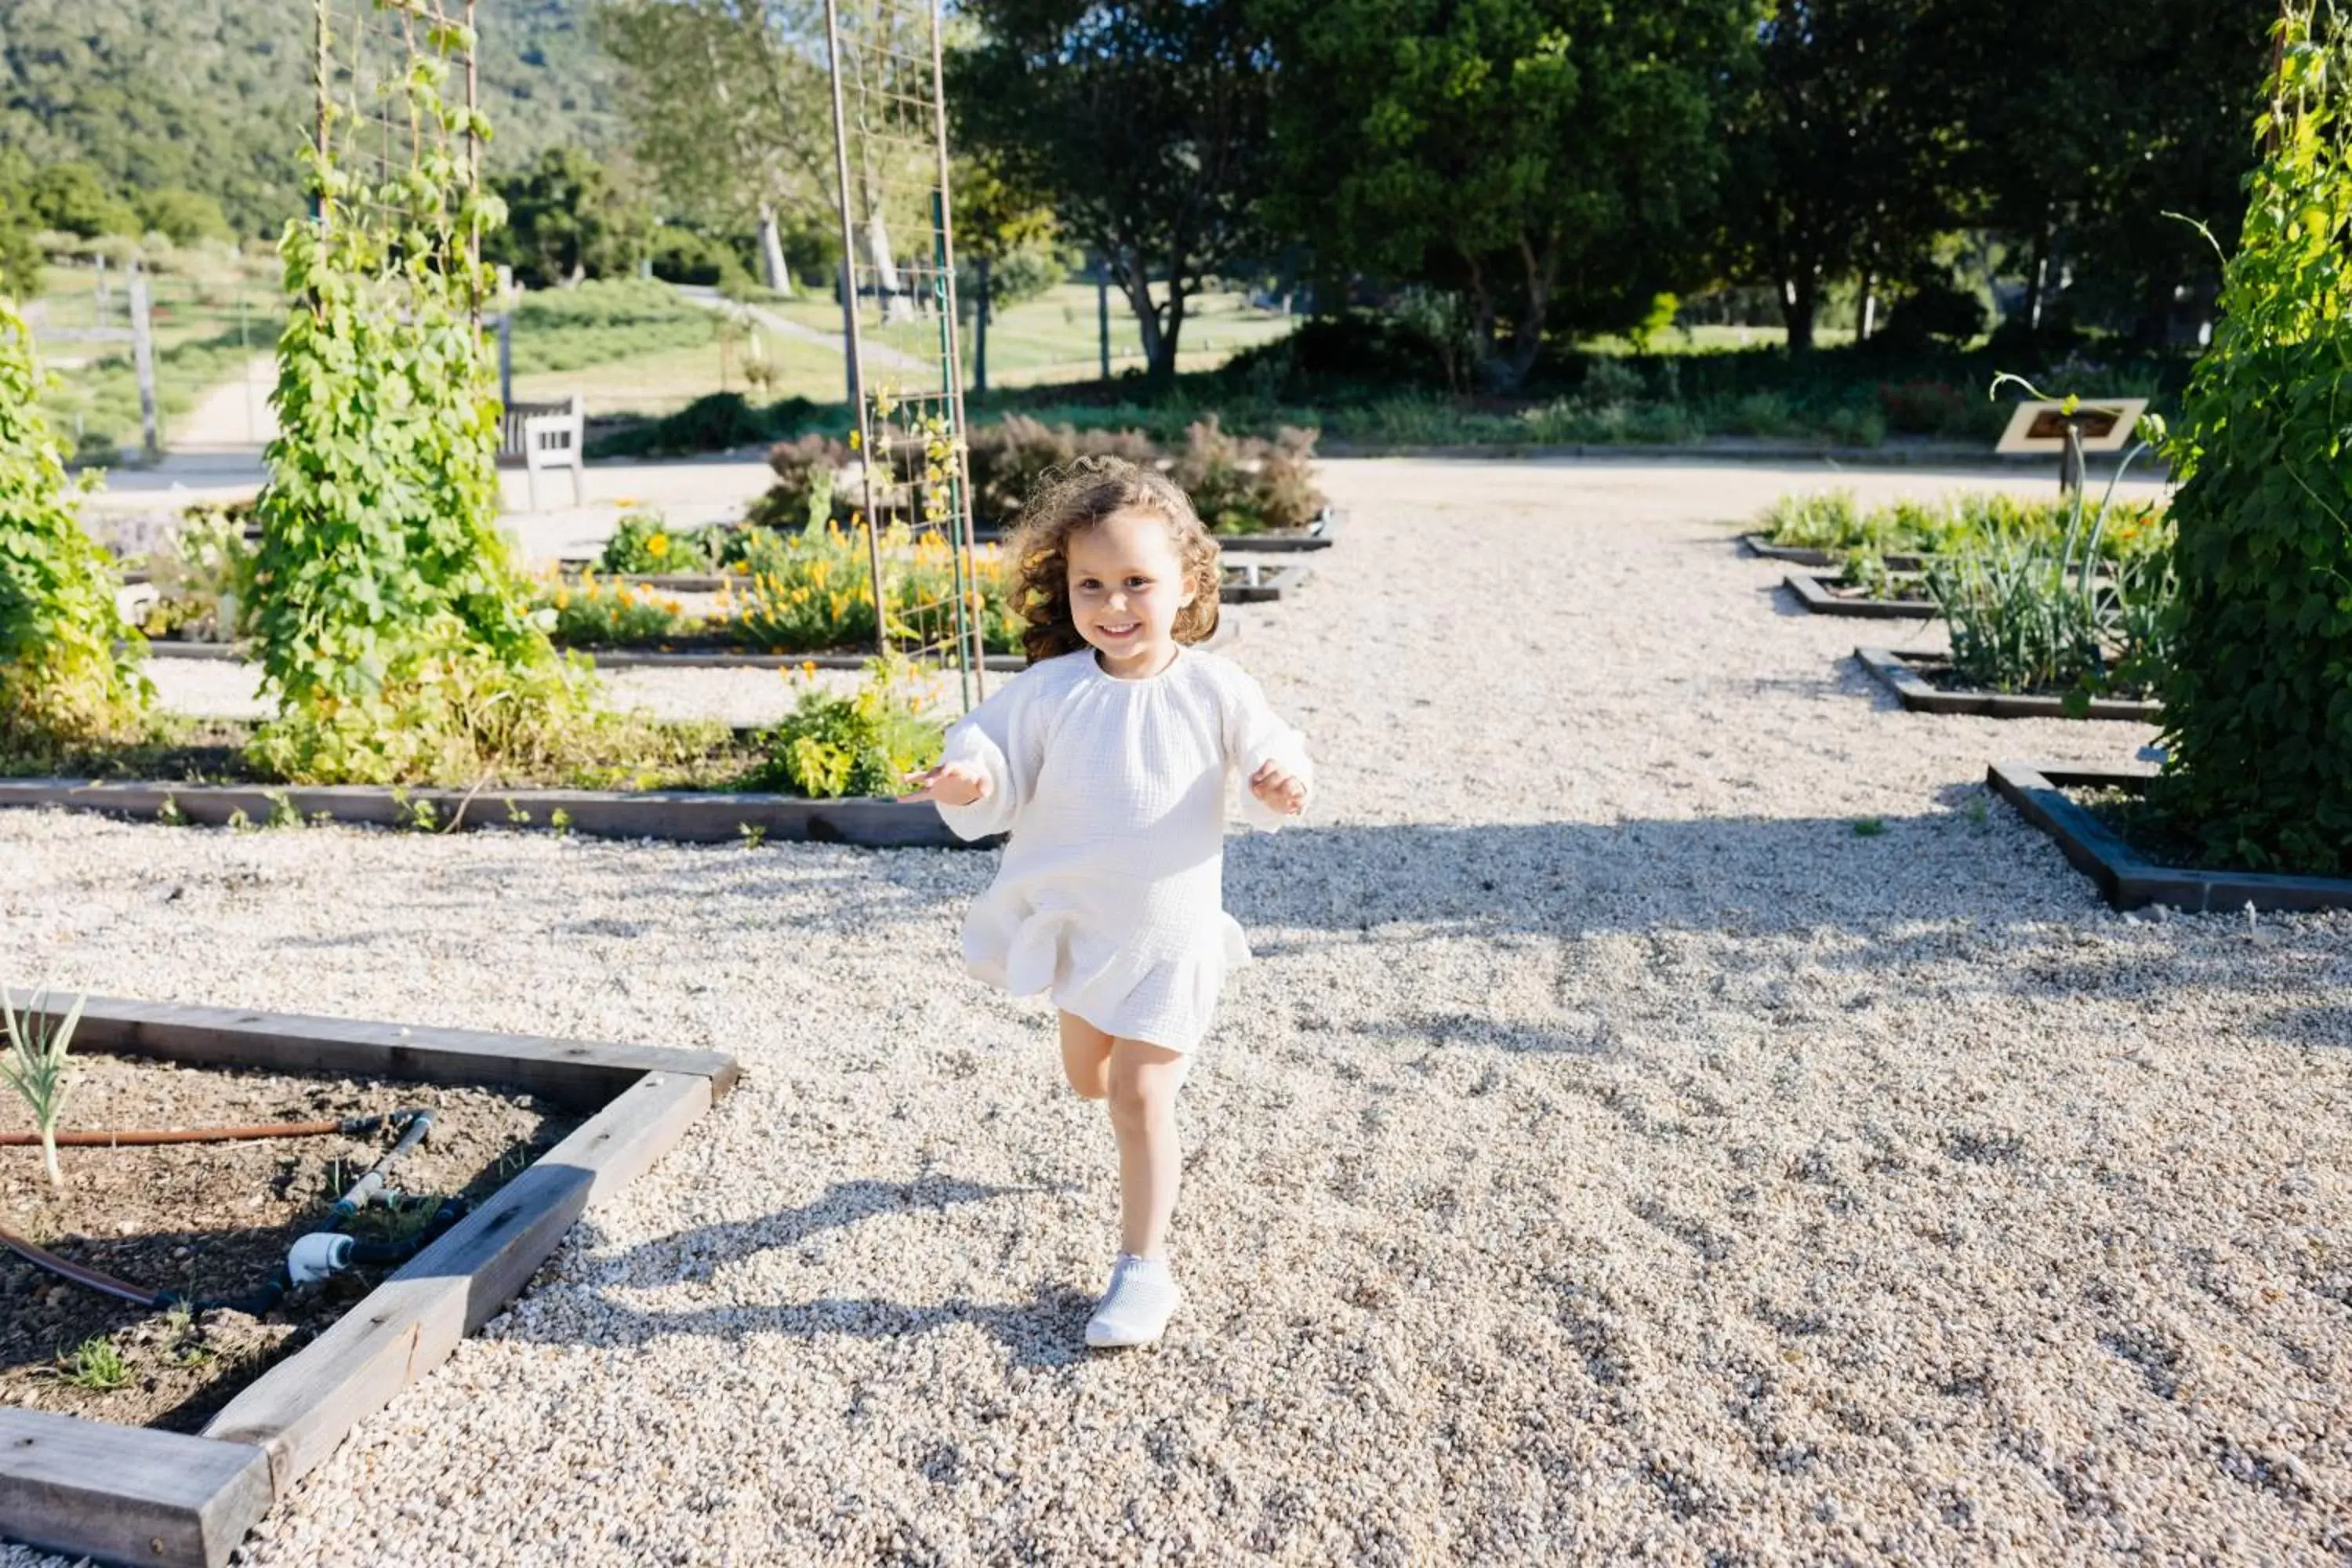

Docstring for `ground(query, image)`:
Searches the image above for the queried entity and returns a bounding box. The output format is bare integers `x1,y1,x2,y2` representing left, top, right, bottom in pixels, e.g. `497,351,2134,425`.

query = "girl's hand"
1249,760,1308,816
900,760,991,807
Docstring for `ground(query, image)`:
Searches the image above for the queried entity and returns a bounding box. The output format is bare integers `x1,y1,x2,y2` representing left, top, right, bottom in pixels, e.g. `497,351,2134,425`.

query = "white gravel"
6,456,2350,1566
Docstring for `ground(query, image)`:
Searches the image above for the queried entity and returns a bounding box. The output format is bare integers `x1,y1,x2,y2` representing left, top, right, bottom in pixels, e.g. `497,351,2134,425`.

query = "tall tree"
951,0,1274,382
1932,0,2270,343
1258,0,1751,390
485,147,651,287
1718,0,1957,355
594,0,833,294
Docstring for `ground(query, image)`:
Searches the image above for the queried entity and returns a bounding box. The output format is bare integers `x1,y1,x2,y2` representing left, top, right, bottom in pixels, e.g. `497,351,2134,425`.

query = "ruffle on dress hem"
964,903,1250,1054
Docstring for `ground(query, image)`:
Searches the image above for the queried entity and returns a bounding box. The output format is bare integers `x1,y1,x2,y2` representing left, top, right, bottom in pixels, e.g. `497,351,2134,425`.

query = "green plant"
53,1335,130,1392
596,511,717,575
157,793,187,827
2148,2,2352,875
246,5,597,789
1851,817,1888,837
263,789,301,829
135,506,254,643
538,571,695,647
0,299,151,763
227,807,254,833
752,656,946,798
2,989,82,1190
738,821,768,848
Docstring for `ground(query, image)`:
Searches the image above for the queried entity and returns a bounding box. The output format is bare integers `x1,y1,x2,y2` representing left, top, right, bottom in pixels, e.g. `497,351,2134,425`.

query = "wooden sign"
1995,397,2149,454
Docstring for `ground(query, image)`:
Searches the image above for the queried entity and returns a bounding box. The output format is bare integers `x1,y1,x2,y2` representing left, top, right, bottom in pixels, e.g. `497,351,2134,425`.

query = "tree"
1717,0,1958,355
595,0,833,294
25,163,140,239
136,187,234,246
954,154,1058,393
952,0,1275,382
485,147,649,287
1257,0,1750,390
1921,0,2270,343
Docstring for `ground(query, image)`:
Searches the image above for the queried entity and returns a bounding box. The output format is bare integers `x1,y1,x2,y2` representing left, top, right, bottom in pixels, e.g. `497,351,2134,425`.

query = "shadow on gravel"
496,1175,1102,1368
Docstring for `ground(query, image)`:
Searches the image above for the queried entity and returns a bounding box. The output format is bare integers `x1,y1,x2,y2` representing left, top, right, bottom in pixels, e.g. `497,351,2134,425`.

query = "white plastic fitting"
287,1232,354,1285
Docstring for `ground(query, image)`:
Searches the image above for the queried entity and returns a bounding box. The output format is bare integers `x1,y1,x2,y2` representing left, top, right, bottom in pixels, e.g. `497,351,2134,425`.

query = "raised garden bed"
0,777,971,848
1740,534,1924,572
0,993,739,1568
1856,648,2162,722
1781,569,1938,620
1987,761,2352,913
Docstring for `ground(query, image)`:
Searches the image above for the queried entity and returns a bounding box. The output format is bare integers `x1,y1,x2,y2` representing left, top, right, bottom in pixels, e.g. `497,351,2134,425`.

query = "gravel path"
6,458,2350,1565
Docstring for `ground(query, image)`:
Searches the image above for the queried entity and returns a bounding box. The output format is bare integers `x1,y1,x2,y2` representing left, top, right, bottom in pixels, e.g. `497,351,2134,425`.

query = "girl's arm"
1221,663,1314,830
922,670,1045,840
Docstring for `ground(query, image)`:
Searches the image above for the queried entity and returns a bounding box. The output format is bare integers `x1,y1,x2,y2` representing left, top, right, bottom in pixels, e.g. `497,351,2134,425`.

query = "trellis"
822,0,987,707
312,0,482,281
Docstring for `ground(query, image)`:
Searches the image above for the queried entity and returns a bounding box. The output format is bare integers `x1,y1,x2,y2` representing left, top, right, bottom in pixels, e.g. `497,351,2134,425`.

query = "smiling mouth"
1097,622,1140,637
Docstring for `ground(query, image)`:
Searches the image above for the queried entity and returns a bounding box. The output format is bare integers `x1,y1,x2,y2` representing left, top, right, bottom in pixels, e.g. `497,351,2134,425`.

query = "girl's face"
1065,507,1196,678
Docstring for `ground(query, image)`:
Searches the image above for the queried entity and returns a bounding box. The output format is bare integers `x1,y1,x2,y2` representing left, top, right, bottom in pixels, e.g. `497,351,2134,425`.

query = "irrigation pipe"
0,1111,420,1149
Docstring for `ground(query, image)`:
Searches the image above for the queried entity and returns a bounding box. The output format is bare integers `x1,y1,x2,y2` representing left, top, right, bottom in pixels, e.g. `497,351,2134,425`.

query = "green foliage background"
2153,2,2352,875
0,0,619,238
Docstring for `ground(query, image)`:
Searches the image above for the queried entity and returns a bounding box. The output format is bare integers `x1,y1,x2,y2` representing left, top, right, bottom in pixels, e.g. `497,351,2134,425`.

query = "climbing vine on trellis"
249,0,590,786
2152,0,2352,873
0,297,150,763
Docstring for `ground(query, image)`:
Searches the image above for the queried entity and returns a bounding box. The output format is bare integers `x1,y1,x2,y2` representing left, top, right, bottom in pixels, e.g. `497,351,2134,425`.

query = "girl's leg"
1104,1037,1188,1258
1058,1011,1114,1100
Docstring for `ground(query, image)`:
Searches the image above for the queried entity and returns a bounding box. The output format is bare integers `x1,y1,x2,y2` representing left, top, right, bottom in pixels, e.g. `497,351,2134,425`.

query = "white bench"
499,394,584,511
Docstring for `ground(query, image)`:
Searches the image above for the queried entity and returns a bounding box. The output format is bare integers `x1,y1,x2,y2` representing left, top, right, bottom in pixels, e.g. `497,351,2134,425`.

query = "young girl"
902,456,1312,1348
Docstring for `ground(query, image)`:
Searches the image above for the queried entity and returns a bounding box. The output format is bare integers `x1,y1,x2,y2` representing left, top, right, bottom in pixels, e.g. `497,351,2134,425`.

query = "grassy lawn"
510,330,848,418
764,281,1301,384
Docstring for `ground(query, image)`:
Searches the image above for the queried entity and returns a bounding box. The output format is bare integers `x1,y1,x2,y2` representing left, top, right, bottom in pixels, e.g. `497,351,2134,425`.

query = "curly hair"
1004,456,1222,665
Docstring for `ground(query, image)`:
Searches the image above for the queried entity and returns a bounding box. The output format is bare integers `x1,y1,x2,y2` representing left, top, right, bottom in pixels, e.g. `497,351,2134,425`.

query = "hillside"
0,0,620,238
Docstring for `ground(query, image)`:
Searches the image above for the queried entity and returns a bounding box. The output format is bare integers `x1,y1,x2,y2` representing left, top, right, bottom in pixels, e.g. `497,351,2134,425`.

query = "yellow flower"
646,532,670,560
848,430,862,451
554,589,572,610
801,660,818,678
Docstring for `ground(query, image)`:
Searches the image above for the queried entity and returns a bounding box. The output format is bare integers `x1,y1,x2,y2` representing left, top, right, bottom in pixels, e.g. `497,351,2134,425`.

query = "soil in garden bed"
1,1051,582,1433
1820,573,1933,609
2063,785,2217,871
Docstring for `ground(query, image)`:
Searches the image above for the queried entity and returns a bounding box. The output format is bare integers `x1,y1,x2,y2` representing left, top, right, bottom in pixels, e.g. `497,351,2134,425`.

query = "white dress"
934,646,1312,1052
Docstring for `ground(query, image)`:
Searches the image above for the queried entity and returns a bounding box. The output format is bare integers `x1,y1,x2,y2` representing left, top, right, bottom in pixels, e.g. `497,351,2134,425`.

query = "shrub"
750,432,856,532
539,571,692,646
597,511,717,574
751,657,946,797
1167,416,1325,532
964,416,1155,527
0,299,151,762
2149,2,2352,875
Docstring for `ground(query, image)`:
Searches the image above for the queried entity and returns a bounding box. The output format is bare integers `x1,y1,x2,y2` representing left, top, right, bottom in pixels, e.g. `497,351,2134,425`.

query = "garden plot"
3,457,2343,1567
0,995,737,1568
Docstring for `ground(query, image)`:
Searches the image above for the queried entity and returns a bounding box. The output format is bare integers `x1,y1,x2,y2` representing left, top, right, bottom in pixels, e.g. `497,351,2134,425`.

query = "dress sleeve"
1221,662,1314,831
933,666,1045,840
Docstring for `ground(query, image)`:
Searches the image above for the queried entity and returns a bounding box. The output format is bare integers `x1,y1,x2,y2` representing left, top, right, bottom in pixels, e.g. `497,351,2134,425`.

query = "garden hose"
0,1111,412,1149
0,1222,174,1309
